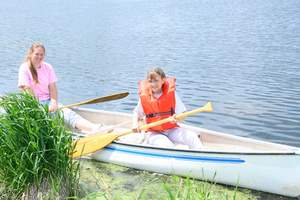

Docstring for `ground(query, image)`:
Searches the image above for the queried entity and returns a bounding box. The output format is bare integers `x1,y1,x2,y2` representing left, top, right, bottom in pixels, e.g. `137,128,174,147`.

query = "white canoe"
73,107,300,198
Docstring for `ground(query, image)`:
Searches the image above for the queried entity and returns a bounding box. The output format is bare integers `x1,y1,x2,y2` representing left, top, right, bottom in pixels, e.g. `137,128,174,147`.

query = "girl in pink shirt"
18,61,58,105
18,42,101,134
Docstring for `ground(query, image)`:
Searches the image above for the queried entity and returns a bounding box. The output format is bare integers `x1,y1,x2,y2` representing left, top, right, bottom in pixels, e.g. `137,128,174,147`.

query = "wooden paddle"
75,120,132,145
71,101,213,158
61,92,129,109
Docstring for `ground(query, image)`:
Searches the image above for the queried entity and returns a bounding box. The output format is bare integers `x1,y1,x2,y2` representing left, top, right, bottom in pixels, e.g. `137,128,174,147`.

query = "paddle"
61,92,129,109
75,120,132,145
71,101,213,158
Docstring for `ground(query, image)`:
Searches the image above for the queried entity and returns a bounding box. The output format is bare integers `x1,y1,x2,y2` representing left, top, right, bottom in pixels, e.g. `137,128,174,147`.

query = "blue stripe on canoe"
104,146,245,164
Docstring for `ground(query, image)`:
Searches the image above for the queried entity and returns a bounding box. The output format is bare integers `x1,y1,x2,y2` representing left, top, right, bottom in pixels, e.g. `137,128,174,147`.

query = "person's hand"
170,114,178,123
49,99,58,112
171,113,187,123
132,127,141,133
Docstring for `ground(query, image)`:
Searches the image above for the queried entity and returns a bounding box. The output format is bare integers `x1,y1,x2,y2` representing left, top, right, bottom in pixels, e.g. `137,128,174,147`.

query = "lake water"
0,0,299,147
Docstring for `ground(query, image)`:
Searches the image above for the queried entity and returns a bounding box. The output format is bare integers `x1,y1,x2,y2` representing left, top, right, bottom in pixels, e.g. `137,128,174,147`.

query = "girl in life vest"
133,67,202,149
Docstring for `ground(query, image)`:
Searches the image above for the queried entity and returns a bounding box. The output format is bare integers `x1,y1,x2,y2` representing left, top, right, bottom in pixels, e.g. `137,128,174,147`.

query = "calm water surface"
0,0,299,148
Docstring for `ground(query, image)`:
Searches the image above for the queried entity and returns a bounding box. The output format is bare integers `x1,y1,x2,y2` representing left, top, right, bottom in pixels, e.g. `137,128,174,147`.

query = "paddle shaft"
75,101,213,144
62,92,129,109
117,101,213,137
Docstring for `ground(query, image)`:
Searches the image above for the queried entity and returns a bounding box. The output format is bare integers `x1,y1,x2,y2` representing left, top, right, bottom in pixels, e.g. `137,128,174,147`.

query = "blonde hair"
25,42,46,83
147,67,166,80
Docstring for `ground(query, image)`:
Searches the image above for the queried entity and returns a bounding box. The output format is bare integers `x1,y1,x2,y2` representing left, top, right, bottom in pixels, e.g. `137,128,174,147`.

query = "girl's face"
148,74,165,94
30,47,45,67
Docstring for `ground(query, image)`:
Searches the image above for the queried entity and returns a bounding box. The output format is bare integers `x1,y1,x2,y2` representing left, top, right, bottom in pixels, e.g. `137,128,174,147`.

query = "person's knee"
182,130,202,148
148,134,174,147
62,108,79,129
186,131,199,139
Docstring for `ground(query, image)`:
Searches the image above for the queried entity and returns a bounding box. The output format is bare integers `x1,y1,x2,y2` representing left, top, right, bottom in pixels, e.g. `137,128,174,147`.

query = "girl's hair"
147,67,166,80
25,42,46,84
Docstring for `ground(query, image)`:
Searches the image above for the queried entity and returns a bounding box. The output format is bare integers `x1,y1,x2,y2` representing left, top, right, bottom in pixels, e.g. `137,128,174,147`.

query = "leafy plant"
0,92,79,199
163,176,238,200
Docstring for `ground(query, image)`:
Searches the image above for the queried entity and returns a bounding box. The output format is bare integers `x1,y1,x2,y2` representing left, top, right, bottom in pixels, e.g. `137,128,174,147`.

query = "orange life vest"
139,77,179,132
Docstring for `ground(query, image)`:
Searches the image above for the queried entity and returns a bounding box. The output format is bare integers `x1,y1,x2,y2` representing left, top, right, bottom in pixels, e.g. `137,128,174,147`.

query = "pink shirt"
18,62,57,101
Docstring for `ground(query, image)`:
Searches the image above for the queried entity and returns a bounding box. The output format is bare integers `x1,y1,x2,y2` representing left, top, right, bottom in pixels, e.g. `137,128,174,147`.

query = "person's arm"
132,99,145,132
47,63,59,112
173,92,187,122
48,82,58,112
19,85,34,95
18,64,34,95
175,92,186,114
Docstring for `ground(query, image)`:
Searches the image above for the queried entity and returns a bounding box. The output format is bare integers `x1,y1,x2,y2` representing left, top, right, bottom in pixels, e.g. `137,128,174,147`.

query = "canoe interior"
73,108,299,154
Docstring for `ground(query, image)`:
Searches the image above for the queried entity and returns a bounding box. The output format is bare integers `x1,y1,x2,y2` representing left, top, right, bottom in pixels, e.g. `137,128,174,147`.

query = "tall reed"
163,176,239,200
0,92,79,199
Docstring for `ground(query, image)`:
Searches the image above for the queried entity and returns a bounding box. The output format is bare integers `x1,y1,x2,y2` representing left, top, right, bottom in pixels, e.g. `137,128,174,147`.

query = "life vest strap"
145,108,175,118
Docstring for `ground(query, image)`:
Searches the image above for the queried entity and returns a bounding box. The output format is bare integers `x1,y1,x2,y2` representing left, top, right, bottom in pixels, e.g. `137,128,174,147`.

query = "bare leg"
62,108,97,133
74,118,97,133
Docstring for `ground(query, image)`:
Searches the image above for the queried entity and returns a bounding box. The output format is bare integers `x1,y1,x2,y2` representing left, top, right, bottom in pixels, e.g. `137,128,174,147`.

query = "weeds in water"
163,176,239,200
164,176,211,200
79,160,242,200
0,92,79,199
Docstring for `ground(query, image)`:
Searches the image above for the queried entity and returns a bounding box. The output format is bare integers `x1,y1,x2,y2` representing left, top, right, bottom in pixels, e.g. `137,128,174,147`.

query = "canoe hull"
73,107,300,197
92,143,300,197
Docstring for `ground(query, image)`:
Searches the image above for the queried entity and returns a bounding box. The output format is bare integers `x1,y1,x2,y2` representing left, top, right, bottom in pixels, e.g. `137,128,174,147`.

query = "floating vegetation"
0,92,79,199
79,159,259,200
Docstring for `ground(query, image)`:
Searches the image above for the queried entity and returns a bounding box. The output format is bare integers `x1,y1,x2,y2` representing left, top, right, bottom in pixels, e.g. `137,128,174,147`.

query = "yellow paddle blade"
72,129,133,158
75,121,131,146
72,132,119,158
75,132,111,146
75,130,131,147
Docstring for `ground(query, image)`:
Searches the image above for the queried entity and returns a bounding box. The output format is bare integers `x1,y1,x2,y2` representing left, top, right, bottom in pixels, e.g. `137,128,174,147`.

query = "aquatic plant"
78,160,248,200
0,92,79,199
162,176,239,200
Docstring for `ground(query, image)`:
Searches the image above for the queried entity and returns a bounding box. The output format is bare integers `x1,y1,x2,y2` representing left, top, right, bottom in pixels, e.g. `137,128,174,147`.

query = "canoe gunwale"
113,141,299,155
73,107,300,155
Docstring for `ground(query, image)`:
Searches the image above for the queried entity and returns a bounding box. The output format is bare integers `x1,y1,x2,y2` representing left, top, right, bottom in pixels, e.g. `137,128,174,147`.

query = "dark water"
1,0,300,147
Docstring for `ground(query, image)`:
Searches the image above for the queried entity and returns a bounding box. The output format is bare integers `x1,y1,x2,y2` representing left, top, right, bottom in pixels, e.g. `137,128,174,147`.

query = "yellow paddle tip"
203,101,213,112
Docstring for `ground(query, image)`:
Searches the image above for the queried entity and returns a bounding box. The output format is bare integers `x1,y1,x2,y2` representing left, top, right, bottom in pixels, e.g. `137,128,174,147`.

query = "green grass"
0,92,79,199
162,176,238,200
80,174,243,200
